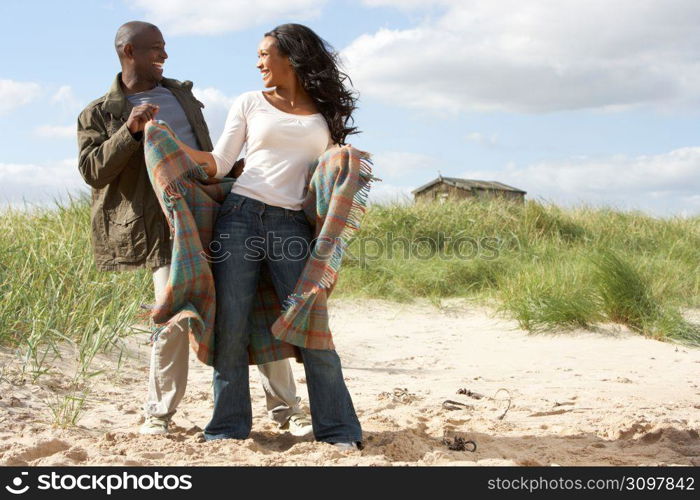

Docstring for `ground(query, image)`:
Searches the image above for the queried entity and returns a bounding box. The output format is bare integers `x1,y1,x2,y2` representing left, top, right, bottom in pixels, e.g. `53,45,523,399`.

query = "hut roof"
411,176,526,195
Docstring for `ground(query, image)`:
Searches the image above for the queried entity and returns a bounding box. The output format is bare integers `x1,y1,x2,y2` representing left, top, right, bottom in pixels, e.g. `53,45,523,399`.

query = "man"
77,21,311,436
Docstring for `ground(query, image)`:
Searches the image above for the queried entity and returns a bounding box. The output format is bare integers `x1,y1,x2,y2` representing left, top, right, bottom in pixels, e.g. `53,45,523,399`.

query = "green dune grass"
0,196,151,382
336,198,700,344
3,195,698,424
2,195,699,374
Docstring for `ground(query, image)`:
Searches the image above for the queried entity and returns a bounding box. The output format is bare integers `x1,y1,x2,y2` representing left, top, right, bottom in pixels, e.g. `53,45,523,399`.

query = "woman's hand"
147,120,218,177
148,120,177,140
147,120,182,145
147,119,168,132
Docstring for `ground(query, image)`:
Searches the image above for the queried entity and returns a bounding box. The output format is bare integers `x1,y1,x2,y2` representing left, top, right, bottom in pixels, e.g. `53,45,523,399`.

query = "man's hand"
231,158,245,178
126,104,159,135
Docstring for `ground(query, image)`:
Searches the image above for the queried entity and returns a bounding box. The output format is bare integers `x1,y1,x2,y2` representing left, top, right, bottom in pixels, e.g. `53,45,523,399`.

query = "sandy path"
1,299,698,466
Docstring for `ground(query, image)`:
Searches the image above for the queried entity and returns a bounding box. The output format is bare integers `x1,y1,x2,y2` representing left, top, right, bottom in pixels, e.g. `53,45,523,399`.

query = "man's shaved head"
115,21,160,60
114,21,167,88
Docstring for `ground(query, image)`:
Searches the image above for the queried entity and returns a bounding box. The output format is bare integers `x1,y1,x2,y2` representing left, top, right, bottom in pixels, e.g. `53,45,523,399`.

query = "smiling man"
77,21,312,438
77,21,208,273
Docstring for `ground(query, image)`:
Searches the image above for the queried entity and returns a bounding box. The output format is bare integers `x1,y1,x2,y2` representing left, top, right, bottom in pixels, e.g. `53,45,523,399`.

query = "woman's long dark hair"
264,23,359,145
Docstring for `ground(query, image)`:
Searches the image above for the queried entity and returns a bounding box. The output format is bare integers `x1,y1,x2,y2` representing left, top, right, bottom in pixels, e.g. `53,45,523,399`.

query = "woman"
169,23,362,449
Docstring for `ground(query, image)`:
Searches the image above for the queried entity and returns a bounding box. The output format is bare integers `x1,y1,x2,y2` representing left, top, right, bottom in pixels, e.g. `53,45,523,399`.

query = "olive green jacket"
77,73,214,271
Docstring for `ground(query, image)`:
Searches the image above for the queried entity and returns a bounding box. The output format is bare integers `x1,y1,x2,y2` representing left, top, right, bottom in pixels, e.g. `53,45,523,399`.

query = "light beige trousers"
145,265,301,425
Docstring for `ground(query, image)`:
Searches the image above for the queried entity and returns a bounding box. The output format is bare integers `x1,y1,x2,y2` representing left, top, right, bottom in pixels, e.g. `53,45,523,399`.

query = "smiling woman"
256,37,295,93
261,23,359,145
155,23,365,450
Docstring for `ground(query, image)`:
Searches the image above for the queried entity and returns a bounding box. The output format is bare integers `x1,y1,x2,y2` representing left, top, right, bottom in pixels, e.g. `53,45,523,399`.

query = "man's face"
127,27,168,84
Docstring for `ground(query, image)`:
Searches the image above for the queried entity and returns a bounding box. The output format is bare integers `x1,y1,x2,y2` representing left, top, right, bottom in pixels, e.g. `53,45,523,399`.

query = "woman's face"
256,36,294,88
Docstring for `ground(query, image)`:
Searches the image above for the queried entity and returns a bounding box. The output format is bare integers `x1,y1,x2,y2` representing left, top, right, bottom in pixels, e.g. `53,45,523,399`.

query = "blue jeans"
204,192,362,444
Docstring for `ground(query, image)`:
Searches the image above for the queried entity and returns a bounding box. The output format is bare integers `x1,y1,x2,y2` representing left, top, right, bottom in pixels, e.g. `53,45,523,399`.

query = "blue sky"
1,0,699,216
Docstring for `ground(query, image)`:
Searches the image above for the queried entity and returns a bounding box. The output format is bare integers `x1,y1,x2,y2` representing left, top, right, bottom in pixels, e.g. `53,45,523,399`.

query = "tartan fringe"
162,163,208,203
158,163,208,234
316,149,376,290
279,148,379,312
150,324,167,342
281,292,306,314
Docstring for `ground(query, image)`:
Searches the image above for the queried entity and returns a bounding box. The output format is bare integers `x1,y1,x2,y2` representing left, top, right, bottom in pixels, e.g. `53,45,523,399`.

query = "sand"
1,298,698,466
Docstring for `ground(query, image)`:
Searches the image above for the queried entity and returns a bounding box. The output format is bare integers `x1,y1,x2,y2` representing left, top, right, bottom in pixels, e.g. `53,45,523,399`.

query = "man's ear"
123,43,134,60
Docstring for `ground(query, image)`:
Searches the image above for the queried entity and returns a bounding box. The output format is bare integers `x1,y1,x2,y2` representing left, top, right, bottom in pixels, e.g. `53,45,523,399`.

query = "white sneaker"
332,442,359,451
281,412,313,437
139,415,170,435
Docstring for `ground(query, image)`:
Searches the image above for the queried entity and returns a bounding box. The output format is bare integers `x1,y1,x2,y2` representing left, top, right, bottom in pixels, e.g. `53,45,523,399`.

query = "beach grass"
0,195,151,387
2,195,699,384
337,198,700,345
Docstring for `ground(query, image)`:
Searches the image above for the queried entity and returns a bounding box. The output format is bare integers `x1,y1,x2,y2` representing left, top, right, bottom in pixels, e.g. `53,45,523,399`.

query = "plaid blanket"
143,121,374,365
271,147,374,349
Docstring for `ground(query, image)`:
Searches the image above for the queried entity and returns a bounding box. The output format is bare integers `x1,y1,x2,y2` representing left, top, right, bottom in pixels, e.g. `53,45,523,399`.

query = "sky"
1,0,699,217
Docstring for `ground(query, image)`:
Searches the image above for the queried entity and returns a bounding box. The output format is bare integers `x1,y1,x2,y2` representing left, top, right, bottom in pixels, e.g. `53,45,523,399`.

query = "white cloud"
193,87,236,110
466,132,498,147
127,0,325,35
367,183,413,205
0,79,41,115
0,158,87,205
361,0,450,9
34,124,75,139
193,86,238,141
50,86,82,113
344,0,700,113
363,151,440,204
371,151,438,179
459,147,700,216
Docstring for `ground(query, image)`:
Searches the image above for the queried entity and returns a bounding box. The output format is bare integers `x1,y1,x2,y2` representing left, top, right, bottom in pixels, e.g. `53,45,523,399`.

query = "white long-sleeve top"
212,90,332,210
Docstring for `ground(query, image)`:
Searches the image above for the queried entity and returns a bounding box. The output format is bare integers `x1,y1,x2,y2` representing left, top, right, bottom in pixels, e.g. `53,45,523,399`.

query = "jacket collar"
102,73,188,117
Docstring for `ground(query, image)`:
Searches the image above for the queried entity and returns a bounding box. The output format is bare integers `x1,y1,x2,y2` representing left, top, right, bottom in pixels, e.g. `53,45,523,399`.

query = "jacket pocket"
105,210,147,262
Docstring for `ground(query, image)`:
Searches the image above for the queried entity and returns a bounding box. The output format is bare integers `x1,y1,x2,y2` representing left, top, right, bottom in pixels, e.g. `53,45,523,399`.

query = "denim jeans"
148,266,300,423
203,192,362,444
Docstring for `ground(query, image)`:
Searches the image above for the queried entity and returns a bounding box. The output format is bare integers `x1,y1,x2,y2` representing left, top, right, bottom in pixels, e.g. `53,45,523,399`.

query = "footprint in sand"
60,447,89,463
1,439,71,466
615,377,634,384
